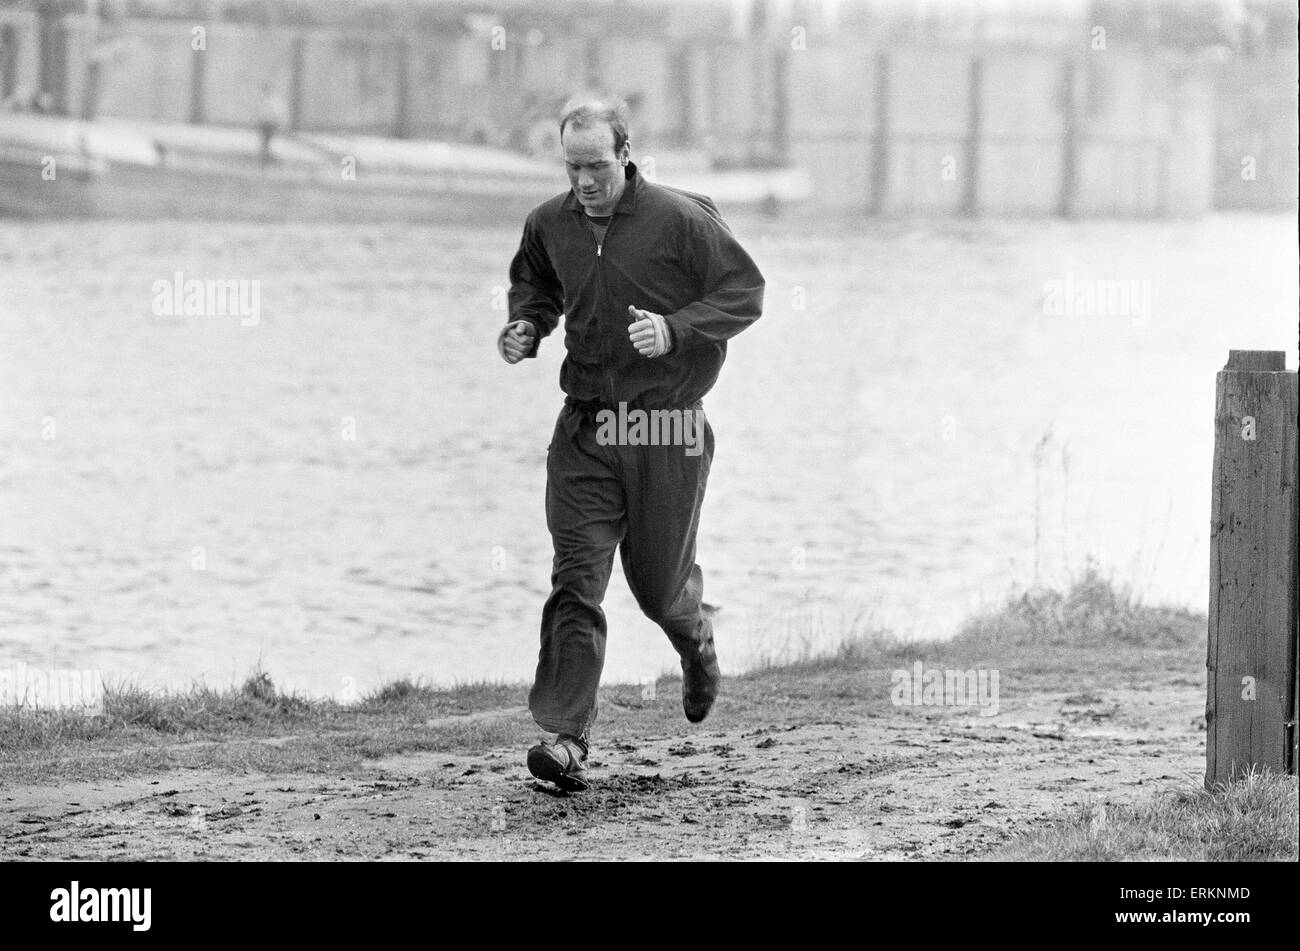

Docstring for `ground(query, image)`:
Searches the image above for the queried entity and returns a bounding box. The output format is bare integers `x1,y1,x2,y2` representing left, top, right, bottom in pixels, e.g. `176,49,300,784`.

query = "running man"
499,96,765,791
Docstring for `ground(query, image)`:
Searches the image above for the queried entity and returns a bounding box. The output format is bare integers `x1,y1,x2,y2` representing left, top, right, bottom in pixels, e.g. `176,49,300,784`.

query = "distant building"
1,0,1294,214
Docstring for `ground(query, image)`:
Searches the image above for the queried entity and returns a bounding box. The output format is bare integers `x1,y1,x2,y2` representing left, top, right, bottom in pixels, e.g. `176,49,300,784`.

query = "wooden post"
1206,350,1300,788
1058,58,1080,218
961,54,982,217
0,25,19,100
37,0,69,114
289,34,305,132
670,41,694,148
867,50,889,215
188,23,207,124
392,35,411,139
770,44,789,166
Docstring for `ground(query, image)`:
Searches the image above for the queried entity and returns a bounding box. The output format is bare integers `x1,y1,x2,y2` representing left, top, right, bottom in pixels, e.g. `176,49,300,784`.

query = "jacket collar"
562,160,641,216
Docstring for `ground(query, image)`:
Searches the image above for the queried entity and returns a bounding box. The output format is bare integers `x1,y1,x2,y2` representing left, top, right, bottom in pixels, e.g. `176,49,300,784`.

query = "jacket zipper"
586,213,618,406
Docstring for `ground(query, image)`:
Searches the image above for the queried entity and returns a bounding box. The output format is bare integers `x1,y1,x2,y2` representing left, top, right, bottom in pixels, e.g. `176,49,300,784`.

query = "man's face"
562,122,628,216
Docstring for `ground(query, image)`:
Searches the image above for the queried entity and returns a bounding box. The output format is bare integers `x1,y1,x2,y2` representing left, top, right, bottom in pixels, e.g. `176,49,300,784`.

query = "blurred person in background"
257,81,288,169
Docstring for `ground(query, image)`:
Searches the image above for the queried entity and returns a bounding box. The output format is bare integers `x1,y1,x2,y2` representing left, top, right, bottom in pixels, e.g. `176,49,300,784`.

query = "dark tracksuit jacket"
505,160,765,741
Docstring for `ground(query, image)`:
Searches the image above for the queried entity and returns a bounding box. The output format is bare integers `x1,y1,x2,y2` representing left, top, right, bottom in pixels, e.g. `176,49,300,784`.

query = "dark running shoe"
682,637,720,723
526,735,589,792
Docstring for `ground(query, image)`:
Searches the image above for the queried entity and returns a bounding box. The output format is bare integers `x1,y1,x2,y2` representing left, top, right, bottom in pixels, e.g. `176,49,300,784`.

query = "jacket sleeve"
663,209,765,351
505,212,563,359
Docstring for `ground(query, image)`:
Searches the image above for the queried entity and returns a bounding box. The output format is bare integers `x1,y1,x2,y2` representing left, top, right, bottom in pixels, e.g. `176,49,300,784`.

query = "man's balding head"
559,95,632,216
558,96,630,155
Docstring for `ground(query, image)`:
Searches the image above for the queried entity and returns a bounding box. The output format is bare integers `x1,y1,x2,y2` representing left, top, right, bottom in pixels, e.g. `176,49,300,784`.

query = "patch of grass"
0,668,527,757
993,769,1299,861
363,677,439,707
744,570,1204,678
103,674,313,736
357,677,521,716
105,669,314,732
952,565,1204,651
748,627,915,674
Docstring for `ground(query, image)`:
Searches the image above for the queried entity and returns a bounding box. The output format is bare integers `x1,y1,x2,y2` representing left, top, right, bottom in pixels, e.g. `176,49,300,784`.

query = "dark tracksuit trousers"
529,400,715,741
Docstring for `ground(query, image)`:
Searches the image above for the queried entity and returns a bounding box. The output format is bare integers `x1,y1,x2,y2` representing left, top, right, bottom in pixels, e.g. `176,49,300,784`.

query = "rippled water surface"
1,212,1295,696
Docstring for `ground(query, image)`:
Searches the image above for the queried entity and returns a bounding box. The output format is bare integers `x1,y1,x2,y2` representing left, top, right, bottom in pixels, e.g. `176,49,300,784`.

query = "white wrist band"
647,313,672,358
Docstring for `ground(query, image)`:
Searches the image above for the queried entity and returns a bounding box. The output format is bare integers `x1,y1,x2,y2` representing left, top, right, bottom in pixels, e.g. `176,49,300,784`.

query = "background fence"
0,0,1295,215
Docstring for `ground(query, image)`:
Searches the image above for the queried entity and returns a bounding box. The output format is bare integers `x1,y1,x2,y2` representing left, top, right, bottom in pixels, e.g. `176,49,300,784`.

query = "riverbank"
6,214,1295,689
1,574,1295,861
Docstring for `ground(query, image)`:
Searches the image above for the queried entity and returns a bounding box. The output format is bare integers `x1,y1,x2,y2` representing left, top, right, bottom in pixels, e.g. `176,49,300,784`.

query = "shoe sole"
527,746,590,792
684,701,714,724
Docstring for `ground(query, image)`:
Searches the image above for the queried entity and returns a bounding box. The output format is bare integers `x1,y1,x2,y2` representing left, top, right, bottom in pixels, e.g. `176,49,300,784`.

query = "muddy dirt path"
1,682,1205,860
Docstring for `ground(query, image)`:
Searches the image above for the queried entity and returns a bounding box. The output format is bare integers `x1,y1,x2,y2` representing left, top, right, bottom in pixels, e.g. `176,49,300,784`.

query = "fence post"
1057,57,1081,218
1206,349,1299,788
289,33,305,133
392,35,411,140
188,21,207,125
961,54,981,217
867,50,889,215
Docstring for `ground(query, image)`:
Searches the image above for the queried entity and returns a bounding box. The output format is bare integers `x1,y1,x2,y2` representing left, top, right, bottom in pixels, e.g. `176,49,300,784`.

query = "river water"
1,212,1295,697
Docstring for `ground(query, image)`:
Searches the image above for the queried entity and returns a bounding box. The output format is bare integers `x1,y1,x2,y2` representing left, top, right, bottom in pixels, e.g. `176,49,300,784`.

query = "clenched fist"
498,320,536,364
627,305,672,358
